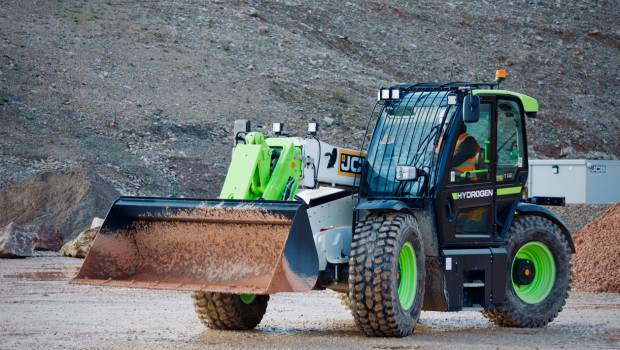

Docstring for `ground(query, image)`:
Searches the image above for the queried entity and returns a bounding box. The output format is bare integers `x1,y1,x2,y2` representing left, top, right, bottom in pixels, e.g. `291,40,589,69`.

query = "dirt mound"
0,169,119,240
572,203,620,293
546,204,611,233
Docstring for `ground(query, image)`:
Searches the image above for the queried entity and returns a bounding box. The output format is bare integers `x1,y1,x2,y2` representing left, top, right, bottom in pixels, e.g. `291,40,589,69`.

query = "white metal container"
527,159,620,204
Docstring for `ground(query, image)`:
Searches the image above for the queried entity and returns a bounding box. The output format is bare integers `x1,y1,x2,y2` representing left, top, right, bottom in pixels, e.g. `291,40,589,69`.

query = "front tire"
192,292,269,330
348,213,425,337
483,215,571,327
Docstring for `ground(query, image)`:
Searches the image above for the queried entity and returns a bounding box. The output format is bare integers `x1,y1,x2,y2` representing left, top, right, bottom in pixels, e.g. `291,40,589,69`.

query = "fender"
355,199,446,311
354,200,437,255
514,202,575,253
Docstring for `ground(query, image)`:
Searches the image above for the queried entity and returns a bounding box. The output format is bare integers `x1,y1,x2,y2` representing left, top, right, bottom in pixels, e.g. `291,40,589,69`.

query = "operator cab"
358,71,544,310
361,78,534,247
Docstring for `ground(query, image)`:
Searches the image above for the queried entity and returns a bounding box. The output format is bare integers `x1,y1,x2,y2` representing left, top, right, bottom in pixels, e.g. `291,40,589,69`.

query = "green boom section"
217,133,304,300
219,132,302,200
263,137,302,200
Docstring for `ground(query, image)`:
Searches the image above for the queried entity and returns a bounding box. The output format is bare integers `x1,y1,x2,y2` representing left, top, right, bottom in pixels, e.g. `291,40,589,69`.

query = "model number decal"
338,150,364,177
452,189,493,200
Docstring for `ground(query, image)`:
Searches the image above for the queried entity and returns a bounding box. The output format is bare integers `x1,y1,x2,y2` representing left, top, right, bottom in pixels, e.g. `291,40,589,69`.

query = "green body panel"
218,132,301,201
473,89,539,113
497,186,523,196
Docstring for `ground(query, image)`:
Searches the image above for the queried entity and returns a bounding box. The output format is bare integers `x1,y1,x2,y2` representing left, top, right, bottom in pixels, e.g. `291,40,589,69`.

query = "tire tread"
192,292,269,330
348,213,424,337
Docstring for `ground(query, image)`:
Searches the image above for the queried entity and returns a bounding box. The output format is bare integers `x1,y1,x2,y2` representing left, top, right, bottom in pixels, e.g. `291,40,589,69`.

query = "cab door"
436,96,497,247
494,96,528,237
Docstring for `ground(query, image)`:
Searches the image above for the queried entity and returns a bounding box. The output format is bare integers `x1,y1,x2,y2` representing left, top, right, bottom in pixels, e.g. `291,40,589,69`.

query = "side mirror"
462,94,480,123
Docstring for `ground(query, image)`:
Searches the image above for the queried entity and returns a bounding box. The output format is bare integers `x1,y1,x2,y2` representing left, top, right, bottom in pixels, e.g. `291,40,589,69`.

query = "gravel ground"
1,254,619,350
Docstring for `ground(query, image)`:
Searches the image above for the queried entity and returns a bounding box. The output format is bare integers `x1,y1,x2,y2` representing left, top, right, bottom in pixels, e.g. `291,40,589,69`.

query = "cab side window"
450,103,491,183
496,99,524,182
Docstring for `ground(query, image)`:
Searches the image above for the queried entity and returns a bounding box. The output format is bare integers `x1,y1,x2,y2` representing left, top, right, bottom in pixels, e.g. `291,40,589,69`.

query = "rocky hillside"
1,0,618,238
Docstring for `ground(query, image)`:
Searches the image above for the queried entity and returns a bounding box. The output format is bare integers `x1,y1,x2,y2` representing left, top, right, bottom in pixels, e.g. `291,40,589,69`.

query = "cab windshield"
363,91,456,197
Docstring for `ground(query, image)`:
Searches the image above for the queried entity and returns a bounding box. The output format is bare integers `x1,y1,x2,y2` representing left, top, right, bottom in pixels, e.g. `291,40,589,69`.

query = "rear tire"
482,215,571,327
348,213,425,337
192,292,269,330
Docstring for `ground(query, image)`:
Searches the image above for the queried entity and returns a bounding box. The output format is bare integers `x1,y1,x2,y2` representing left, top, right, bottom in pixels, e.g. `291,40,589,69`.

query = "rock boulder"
60,227,99,258
0,223,38,258
34,224,64,251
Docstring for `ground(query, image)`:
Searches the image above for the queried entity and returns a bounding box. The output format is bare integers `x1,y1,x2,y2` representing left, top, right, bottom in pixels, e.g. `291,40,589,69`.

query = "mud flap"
71,197,319,294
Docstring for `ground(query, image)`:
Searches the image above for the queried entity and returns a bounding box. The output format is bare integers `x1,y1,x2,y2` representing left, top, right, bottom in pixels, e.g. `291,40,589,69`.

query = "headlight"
447,93,457,105
307,122,318,135
395,165,418,181
378,88,401,101
390,88,400,100
381,88,390,100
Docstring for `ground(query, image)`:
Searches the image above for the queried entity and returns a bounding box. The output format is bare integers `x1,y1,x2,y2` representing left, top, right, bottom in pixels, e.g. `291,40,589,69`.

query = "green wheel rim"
397,242,417,310
511,242,556,304
239,294,256,305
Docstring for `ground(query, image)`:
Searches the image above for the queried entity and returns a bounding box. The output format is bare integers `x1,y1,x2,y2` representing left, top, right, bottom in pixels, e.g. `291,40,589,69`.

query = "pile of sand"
572,203,620,293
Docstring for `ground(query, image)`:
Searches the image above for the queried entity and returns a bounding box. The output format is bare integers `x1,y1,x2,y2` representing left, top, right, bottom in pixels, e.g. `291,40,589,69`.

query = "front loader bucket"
71,197,319,294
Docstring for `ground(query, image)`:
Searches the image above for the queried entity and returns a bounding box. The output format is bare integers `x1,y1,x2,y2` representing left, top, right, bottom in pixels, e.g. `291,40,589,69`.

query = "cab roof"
473,89,539,113
386,83,540,114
